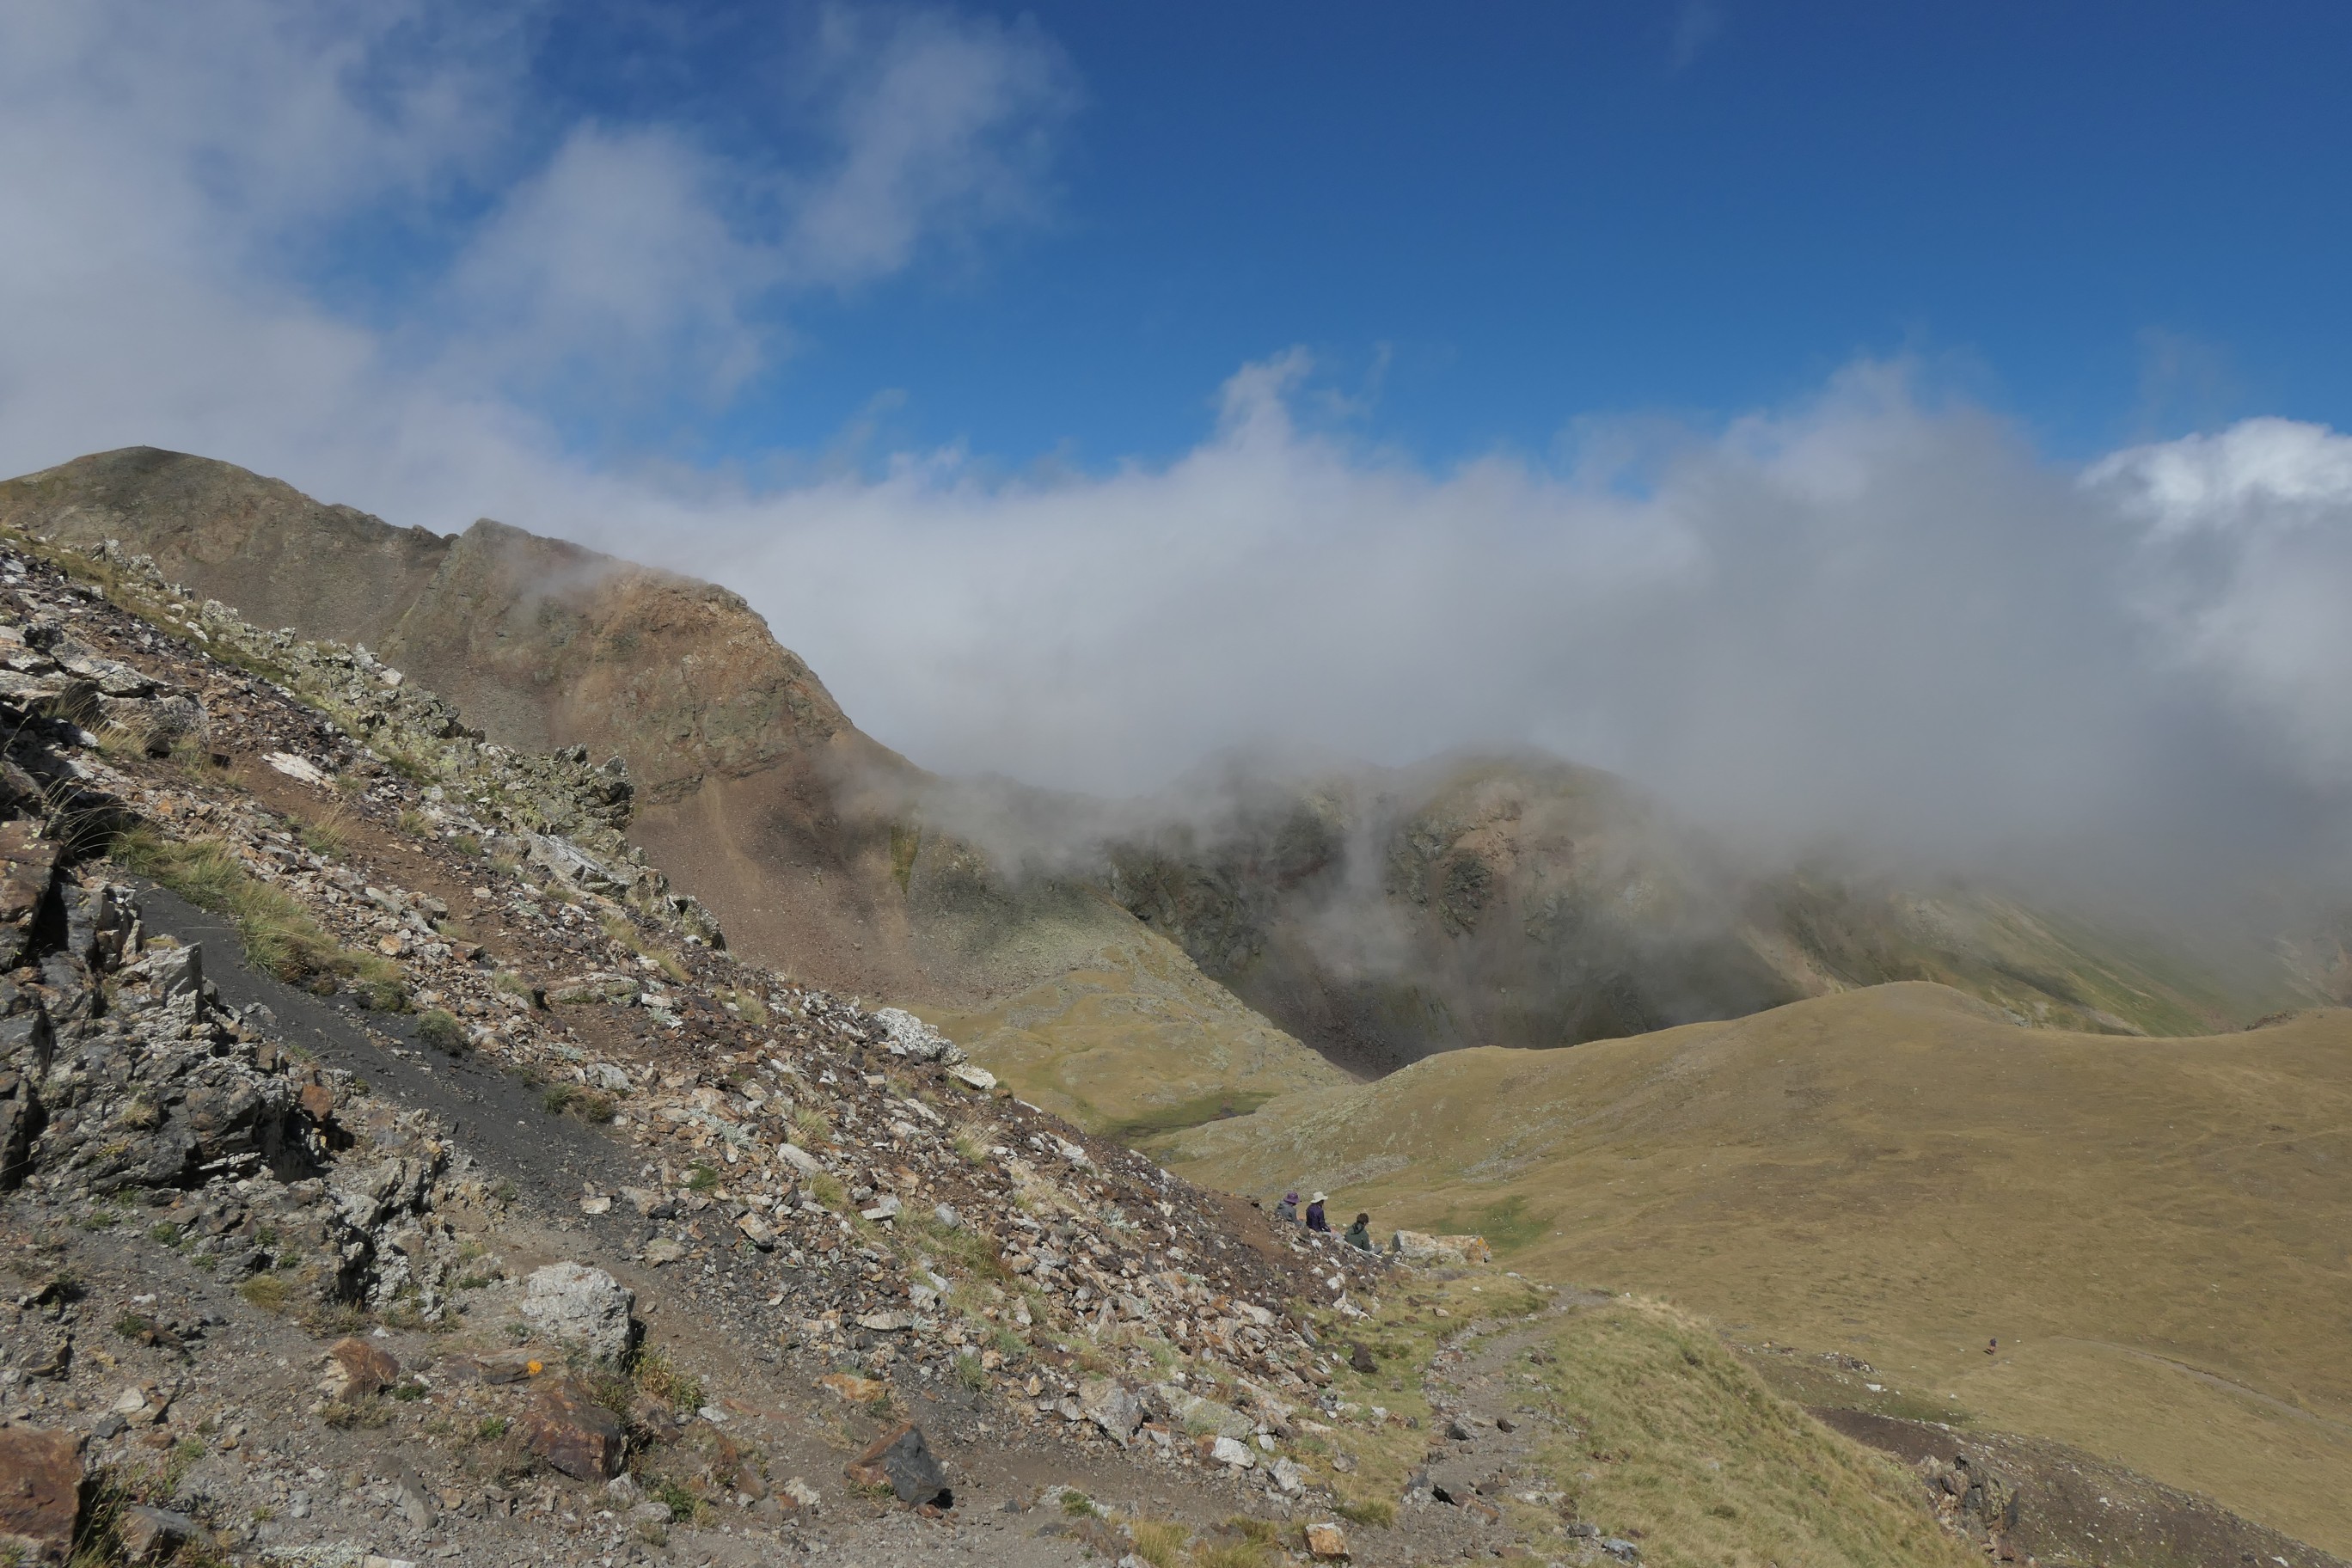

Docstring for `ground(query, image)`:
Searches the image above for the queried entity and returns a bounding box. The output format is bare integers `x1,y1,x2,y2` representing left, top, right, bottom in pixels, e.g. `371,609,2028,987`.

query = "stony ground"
0,536,1679,1567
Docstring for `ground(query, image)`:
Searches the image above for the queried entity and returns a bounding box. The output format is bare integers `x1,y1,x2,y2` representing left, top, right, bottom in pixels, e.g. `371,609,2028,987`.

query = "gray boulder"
522,1262,636,1366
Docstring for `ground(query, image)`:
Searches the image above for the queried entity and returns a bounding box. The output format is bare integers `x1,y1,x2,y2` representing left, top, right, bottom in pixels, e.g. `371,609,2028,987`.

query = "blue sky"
8,0,2352,869
488,0,2352,469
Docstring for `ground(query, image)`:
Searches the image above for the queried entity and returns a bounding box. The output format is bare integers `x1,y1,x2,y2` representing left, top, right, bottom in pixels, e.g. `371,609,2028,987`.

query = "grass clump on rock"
414,1008,467,1055
112,824,407,1001
541,1083,616,1123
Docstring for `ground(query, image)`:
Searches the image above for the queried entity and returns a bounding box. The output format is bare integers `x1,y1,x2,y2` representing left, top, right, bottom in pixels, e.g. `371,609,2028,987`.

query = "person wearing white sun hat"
1304,1192,1330,1233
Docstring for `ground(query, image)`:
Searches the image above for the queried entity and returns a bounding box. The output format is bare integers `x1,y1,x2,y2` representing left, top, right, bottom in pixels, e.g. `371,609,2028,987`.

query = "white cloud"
2093,420,2352,780
0,0,1069,461
1,1,2349,903
446,124,775,399
784,7,1076,285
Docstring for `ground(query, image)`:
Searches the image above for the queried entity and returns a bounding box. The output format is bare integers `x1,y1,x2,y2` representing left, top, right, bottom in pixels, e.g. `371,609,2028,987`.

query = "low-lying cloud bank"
660,368,2352,902
4,1,2351,908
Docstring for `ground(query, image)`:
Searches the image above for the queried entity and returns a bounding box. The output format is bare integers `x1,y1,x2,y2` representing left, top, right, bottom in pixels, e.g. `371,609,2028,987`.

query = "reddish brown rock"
523,1375,627,1479
297,1081,336,1123
319,1336,400,1399
0,1426,84,1564
816,1371,885,1405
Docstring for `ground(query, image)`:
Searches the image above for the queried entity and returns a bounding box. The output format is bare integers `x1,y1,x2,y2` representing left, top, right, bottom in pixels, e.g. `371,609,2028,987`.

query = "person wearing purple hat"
1275,1190,1300,1225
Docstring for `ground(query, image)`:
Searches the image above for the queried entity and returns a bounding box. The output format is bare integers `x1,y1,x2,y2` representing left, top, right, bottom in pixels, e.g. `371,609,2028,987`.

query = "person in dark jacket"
1275,1191,1300,1225
1305,1192,1330,1232
1344,1213,1374,1251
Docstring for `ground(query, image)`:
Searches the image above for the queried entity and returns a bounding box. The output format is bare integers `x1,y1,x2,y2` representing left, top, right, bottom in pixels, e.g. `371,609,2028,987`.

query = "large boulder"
521,1262,636,1366
318,1337,401,1400
1076,1378,1143,1446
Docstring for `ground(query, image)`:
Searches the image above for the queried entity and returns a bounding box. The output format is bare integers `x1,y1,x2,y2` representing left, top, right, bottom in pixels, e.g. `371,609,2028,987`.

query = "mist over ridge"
645,363,2352,935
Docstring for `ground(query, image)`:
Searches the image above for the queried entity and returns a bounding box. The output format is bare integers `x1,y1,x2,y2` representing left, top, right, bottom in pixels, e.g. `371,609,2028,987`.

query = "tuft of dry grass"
1125,1518,1189,1568
112,825,407,1003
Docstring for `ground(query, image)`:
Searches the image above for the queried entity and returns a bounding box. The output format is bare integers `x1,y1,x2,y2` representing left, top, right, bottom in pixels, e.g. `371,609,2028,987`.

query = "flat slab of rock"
118,1505,197,1562
0,1426,83,1564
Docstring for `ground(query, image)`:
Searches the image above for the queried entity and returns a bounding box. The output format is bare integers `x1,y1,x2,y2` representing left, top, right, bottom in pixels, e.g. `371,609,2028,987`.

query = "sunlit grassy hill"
1162,983,2352,1553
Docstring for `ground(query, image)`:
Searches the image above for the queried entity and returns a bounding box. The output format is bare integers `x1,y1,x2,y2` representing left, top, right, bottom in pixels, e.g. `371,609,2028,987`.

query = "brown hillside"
0,450,1321,1119
0,448,970,1000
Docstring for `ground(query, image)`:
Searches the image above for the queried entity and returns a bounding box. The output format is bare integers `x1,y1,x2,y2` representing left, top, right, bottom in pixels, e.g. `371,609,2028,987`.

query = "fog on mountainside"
604,371,2352,933
10,429,2352,1092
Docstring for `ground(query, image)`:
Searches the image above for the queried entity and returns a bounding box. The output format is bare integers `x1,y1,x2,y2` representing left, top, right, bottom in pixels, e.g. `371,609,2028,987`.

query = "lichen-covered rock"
522,1261,636,1366
1388,1229,1491,1265
1077,1377,1143,1445
319,1336,401,1399
870,1008,966,1066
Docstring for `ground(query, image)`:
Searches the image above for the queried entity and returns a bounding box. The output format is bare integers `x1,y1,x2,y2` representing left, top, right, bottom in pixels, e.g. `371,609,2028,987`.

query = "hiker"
1344,1212,1375,1252
1305,1191,1330,1232
1275,1190,1300,1225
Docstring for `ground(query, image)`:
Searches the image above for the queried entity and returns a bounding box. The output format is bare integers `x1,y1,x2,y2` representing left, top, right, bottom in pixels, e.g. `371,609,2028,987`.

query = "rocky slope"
0,448,1335,1143
0,447,1096,1001
0,529,2002,1568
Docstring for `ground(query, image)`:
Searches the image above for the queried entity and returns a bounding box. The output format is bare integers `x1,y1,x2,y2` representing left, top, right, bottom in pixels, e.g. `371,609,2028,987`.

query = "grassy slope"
922,930,1351,1139
1289,1273,1977,1568
1164,983,2352,1553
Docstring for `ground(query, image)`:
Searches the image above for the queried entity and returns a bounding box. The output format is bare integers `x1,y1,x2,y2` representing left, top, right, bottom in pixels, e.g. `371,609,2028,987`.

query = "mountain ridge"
9,446,2342,1130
